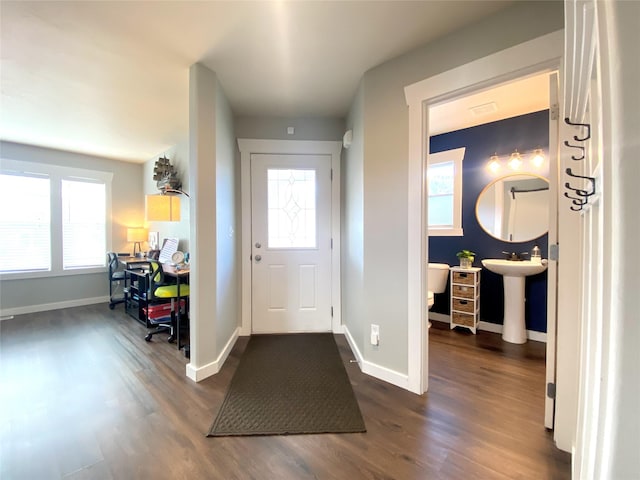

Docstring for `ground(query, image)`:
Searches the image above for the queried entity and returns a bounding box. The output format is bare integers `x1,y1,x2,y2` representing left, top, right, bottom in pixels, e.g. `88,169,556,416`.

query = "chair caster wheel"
168,335,175,343
145,334,152,342
109,303,115,310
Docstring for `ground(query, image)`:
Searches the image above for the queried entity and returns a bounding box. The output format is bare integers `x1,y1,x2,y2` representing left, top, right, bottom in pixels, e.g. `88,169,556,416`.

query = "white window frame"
427,147,465,236
0,159,113,280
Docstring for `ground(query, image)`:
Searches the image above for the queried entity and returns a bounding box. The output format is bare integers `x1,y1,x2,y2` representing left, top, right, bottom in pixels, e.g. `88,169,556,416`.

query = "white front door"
250,153,332,333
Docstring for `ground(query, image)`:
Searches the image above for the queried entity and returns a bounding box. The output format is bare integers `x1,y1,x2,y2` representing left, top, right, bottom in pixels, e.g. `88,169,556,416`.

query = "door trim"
404,30,564,396
237,139,342,336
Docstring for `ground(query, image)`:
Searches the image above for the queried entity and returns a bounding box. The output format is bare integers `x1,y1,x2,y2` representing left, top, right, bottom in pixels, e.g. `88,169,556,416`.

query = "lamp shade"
127,227,148,243
146,194,181,222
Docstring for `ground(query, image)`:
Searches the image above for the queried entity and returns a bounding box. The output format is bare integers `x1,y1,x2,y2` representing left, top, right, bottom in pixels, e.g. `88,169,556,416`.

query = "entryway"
237,139,343,336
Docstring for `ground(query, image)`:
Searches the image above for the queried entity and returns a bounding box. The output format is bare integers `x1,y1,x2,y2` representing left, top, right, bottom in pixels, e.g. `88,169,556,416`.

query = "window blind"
62,179,106,269
0,174,51,272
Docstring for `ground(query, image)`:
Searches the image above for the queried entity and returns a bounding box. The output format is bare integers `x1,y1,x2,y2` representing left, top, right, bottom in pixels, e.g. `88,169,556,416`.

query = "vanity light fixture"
486,148,545,173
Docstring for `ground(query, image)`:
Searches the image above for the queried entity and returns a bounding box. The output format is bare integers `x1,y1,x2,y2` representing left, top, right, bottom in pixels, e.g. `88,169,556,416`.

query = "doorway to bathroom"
425,71,559,430
404,31,564,431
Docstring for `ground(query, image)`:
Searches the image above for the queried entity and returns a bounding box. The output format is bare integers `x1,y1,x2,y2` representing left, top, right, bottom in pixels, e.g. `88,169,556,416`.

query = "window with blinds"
62,179,106,269
0,173,52,273
0,160,112,277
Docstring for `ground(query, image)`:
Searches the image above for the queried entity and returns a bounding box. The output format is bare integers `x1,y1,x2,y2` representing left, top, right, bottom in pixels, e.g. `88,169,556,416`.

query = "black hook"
564,191,588,210
564,140,586,160
566,168,596,196
564,117,591,142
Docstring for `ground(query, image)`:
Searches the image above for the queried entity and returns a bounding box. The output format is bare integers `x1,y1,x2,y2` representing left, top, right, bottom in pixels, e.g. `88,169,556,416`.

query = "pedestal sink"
481,259,548,344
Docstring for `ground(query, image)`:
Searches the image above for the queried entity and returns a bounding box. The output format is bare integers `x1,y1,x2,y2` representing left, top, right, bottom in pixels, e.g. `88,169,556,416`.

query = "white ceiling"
0,1,519,163
429,73,551,135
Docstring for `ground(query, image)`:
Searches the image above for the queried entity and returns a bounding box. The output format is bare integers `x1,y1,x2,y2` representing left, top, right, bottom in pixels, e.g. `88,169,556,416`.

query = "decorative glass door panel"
267,169,316,249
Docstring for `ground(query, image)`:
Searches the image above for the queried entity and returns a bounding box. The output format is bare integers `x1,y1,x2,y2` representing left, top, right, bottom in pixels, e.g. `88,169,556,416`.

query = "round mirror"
475,174,549,242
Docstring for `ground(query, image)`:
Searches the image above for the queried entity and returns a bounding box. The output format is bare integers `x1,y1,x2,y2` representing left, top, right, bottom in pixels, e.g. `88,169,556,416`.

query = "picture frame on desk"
148,231,159,250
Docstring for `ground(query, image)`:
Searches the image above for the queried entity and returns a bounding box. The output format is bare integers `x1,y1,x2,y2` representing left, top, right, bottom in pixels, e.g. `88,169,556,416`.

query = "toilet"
427,263,450,325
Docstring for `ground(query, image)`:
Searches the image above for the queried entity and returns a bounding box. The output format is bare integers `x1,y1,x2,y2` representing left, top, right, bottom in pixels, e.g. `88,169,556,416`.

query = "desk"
162,264,190,354
119,256,151,269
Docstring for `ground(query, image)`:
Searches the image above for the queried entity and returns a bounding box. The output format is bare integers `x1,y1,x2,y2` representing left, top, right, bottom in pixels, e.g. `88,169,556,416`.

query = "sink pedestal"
502,276,527,344
481,259,547,344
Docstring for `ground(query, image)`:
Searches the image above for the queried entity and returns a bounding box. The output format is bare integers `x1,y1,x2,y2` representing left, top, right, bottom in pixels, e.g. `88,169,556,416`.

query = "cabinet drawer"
452,284,475,299
452,271,476,285
452,298,475,313
452,312,475,327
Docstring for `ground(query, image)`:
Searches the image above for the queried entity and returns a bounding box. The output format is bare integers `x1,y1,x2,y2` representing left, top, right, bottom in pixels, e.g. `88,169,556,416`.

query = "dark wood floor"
0,305,570,479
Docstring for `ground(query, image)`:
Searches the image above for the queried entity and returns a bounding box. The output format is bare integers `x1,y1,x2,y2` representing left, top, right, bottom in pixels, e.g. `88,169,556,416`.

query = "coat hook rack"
563,140,586,161
564,192,588,211
564,117,591,142
564,168,596,211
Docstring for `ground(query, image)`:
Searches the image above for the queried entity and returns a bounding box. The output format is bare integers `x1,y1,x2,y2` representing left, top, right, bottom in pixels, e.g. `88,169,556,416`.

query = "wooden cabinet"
450,267,481,333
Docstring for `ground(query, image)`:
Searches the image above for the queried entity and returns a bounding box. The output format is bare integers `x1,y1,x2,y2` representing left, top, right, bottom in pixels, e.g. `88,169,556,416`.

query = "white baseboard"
429,313,547,343
342,325,409,391
429,312,451,323
0,296,110,318
186,327,239,382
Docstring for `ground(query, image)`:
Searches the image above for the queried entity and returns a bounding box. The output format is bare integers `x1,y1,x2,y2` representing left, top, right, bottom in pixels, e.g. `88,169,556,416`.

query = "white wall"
342,1,565,377
0,141,143,314
600,1,640,476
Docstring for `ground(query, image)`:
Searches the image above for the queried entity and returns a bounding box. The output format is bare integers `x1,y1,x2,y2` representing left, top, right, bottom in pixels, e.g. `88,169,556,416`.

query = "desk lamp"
127,228,148,257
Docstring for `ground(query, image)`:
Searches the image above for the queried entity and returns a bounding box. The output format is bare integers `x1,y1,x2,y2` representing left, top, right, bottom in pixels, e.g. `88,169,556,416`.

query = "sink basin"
481,259,547,277
481,259,548,344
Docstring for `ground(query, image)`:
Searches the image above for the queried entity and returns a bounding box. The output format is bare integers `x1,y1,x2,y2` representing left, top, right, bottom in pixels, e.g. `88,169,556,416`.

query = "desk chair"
144,260,190,343
107,252,126,309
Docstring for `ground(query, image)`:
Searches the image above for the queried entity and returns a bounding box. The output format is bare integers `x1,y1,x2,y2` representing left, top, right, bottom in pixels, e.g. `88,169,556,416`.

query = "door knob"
255,242,262,248
255,255,262,262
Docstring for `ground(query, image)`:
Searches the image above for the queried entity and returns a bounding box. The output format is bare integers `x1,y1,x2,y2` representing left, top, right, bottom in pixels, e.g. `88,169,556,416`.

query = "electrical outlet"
370,324,380,346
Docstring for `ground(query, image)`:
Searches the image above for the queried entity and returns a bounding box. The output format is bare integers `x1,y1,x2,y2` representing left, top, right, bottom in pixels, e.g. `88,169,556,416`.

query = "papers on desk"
158,238,178,264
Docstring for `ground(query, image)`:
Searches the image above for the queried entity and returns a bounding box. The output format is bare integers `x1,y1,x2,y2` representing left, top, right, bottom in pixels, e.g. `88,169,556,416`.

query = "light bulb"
487,154,501,173
531,149,545,168
508,150,522,170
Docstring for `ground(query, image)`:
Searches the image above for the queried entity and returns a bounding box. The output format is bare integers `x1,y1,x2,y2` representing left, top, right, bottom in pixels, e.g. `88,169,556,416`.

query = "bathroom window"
427,147,465,236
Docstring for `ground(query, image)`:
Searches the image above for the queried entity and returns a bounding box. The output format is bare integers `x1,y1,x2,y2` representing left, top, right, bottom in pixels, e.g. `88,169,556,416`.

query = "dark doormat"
208,333,366,437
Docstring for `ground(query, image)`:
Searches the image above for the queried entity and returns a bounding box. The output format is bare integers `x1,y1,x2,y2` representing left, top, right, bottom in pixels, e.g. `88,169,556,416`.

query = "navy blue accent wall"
429,110,549,333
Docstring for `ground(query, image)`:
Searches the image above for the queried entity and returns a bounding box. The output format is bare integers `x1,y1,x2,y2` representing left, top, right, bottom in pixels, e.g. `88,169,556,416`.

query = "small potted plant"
456,249,476,269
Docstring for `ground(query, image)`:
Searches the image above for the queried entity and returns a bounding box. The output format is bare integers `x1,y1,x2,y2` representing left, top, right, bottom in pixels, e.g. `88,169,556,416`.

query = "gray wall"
341,80,366,356
0,141,143,312
343,1,565,374
235,116,344,141
188,63,239,373
215,81,240,354
143,139,190,252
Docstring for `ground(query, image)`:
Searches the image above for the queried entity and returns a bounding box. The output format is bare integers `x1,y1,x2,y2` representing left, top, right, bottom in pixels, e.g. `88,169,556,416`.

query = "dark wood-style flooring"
0,305,570,479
